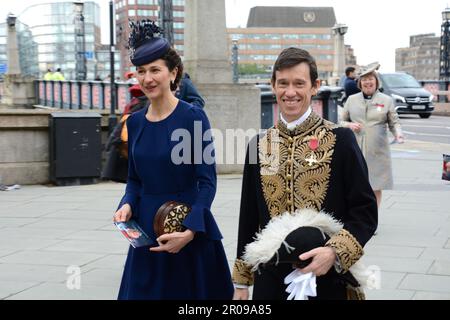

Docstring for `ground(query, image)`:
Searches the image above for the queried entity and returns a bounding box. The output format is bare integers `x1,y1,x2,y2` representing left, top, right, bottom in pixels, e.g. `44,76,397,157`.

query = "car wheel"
419,114,431,119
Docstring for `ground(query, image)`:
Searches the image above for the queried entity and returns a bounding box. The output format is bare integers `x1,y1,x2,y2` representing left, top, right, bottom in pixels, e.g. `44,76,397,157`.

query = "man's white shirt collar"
280,107,312,130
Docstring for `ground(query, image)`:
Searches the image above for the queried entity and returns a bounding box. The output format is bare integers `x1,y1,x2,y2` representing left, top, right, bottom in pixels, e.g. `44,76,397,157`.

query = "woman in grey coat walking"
340,64,404,209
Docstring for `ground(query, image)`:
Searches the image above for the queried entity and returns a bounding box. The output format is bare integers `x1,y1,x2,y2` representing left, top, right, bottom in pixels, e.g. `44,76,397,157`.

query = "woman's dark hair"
271,47,318,86
162,47,184,91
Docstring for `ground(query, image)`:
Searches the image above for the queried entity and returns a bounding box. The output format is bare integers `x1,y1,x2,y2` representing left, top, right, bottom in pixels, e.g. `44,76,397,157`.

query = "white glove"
284,269,317,300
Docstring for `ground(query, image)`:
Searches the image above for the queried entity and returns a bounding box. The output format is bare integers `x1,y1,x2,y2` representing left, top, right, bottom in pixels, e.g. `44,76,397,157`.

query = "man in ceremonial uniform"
232,48,378,300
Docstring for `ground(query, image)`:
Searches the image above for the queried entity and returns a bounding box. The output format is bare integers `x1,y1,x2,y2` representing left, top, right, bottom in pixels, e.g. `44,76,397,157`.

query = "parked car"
379,72,434,118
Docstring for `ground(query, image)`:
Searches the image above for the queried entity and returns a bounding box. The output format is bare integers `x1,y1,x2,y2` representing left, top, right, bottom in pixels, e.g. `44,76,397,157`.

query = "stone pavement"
0,138,449,300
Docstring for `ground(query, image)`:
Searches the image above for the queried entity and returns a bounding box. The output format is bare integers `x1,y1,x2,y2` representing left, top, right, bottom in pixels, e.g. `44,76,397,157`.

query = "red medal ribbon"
309,138,319,151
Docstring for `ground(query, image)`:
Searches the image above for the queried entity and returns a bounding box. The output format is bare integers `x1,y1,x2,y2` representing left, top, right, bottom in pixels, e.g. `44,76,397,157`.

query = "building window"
173,11,184,17
137,9,154,16
128,0,136,5
283,34,299,40
137,0,156,4
230,34,244,40
129,9,136,16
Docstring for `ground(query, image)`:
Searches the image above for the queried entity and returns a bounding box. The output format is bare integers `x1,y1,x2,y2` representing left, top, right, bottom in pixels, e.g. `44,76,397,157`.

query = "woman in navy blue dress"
113,20,233,300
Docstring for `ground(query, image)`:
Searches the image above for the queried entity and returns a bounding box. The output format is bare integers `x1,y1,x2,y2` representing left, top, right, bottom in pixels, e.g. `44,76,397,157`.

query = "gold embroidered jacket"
232,112,378,287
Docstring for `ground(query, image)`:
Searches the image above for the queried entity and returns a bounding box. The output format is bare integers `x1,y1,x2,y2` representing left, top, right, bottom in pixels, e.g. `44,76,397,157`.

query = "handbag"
153,201,191,237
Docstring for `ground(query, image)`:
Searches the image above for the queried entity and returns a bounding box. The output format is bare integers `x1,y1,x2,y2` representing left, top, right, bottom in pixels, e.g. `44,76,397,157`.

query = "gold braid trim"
347,286,366,300
232,259,254,286
325,229,364,272
259,112,336,217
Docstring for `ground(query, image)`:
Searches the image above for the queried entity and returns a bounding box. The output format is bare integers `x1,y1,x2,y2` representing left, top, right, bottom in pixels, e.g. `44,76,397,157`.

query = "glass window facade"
12,1,118,80
227,29,335,81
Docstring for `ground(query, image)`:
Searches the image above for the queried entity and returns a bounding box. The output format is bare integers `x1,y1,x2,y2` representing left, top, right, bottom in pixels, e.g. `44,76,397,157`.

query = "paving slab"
0,263,91,283
427,260,450,276
399,274,450,293
0,280,41,300
42,239,129,255
83,254,127,270
413,291,450,300
0,250,105,267
419,248,450,261
359,256,433,274
6,283,118,300
364,244,424,259
365,288,415,300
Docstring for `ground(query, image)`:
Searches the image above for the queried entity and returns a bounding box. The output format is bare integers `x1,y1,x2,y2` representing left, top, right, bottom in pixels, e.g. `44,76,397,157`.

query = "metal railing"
34,80,134,113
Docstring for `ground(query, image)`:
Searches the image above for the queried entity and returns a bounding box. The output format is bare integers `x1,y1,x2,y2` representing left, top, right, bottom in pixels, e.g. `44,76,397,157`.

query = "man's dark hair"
271,47,318,85
162,47,184,91
345,67,356,77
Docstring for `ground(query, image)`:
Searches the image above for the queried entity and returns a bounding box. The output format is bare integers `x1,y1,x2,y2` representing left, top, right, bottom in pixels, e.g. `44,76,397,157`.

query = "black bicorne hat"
128,19,170,66
267,226,329,269
243,210,362,288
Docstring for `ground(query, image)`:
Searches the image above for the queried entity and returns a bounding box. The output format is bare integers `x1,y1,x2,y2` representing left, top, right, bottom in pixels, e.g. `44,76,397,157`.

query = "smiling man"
232,48,378,300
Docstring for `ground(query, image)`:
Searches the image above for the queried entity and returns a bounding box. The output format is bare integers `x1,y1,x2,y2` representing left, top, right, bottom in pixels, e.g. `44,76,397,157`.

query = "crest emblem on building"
303,12,316,23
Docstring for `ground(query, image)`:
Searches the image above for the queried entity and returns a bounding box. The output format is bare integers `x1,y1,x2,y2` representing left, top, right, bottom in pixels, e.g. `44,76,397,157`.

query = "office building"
396,34,440,80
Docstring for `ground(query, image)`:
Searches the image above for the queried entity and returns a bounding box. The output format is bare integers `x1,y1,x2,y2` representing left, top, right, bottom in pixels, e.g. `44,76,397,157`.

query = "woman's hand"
233,288,249,300
348,122,363,133
395,134,405,144
150,229,195,254
113,204,132,222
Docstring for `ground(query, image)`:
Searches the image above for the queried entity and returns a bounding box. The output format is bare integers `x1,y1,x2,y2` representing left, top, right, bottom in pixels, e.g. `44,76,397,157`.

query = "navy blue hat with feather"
128,19,170,66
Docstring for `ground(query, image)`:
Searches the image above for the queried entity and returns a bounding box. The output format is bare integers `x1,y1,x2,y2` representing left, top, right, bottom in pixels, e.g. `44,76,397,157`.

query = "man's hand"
233,288,249,300
298,247,336,277
150,229,195,254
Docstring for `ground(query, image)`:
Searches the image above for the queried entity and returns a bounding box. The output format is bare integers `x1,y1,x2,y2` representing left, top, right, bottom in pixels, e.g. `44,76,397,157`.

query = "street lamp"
332,23,348,83
74,2,87,80
442,8,450,21
159,0,174,46
6,13,16,27
109,0,117,134
332,23,348,36
440,8,450,81
231,39,239,84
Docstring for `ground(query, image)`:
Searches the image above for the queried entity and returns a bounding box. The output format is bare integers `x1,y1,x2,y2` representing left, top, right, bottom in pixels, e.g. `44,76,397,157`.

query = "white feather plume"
242,209,374,291
243,209,342,271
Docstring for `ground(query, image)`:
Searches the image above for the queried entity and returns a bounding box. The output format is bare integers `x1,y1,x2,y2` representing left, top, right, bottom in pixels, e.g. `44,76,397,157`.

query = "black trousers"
253,263,347,300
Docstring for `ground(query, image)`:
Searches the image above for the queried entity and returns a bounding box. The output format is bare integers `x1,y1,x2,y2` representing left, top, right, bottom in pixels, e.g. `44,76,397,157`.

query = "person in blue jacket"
113,20,233,300
343,66,361,102
176,72,205,108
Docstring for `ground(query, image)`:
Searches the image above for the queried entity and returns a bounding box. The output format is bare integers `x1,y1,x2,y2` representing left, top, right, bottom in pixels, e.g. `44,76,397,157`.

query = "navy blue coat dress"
117,100,233,300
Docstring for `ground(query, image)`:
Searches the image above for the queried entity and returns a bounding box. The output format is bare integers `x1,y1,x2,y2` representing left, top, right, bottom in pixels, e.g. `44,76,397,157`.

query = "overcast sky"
1,0,448,72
